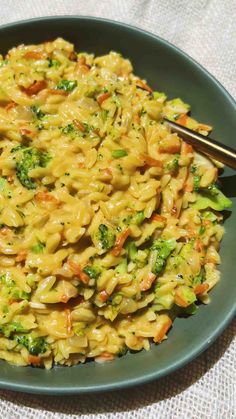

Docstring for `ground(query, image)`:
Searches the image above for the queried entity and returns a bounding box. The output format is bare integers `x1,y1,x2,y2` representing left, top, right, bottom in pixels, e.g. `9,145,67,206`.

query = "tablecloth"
0,1,235,418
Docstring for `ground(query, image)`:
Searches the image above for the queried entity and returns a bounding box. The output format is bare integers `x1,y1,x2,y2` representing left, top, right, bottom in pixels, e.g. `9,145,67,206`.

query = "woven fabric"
0,1,235,418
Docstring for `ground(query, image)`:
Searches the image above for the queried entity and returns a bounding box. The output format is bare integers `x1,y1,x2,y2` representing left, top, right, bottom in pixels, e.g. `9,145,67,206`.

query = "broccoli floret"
57,80,77,92
31,105,45,120
167,154,179,174
47,58,60,68
16,334,48,355
31,240,45,254
0,322,27,337
125,241,137,261
0,274,30,301
15,147,51,189
193,184,232,211
111,149,128,159
98,224,116,250
83,265,101,279
150,239,176,275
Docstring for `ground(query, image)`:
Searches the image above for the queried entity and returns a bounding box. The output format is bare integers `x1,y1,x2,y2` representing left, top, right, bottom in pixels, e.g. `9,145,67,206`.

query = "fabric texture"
0,1,235,418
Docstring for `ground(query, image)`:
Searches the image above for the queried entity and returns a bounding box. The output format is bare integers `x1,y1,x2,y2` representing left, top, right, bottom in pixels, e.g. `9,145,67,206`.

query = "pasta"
0,38,232,368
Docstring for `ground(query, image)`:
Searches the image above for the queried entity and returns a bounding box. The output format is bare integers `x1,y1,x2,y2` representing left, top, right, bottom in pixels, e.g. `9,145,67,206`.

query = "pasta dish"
0,38,231,368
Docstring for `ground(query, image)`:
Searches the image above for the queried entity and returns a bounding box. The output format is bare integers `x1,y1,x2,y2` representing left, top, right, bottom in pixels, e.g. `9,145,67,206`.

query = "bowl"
0,16,235,395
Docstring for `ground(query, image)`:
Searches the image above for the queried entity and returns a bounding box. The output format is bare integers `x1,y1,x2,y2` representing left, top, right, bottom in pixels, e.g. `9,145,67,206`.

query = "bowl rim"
0,15,235,395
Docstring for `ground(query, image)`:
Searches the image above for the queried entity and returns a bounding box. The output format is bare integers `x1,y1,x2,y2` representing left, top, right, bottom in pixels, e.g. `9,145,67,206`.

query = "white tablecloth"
0,1,235,418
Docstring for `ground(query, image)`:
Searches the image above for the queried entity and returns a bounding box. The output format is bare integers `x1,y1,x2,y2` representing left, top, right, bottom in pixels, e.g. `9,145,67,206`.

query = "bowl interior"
0,16,235,394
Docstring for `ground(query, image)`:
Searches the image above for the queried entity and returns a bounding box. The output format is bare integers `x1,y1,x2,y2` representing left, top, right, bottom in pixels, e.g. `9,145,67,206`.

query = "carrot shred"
68,260,90,284
176,114,188,126
154,318,172,343
112,228,131,257
140,154,163,168
24,51,44,60
136,79,153,93
159,143,181,154
151,213,167,225
99,290,109,302
28,355,41,365
181,142,193,155
174,293,189,308
35,191,59,203
15,250,27,262
5,101,16,111
19,128,35,138
47,89,68,96
73,119,85,132
194,283,209,295
97,92,111,105
0,227,11,236
96,352,114,361
140,272,156,291
195,238,204,252
21,80,47,96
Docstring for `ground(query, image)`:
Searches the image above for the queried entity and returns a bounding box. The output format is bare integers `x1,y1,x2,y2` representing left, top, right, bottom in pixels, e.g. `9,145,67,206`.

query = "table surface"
0,1,235,418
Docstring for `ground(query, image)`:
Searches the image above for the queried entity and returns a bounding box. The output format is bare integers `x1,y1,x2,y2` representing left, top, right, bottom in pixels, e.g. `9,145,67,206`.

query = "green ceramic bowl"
0,16,235,395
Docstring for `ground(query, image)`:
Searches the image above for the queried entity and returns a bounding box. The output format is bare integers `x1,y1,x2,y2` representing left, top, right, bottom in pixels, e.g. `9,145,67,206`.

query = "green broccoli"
193,183,232,211
57,80,77,92
31,105,45,120
16,334,48,355
31,240,45,254
83,265,101,279
0,322,28,337
0,274,30,301
150,238,176,275
15,147,51,189
98,224,116,250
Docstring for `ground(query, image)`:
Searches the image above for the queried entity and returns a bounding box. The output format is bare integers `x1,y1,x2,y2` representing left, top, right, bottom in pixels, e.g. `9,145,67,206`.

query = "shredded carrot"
202,220,211,227
154,318,172,343
195,238,203,252
112,228,131,257
151,213,167,225
136,79,153,93
194,283,209,295
184,178,194,192
24,51,44,60
73,119,85,132
159,142,181,154
65,308,72,334
140,272,156,291
35,191,59,203
97,92,111,105
181,142,193,155
47,89,68,96
0,227,11,236
15,250,27,262
176,114,188,126
140,154,163,168
21,80,47,96
174,292,189,308
19,128,35,138
5,101,16,111
28,355,41,365
96,352,114,362
99,290,109,302
68,260,90,284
